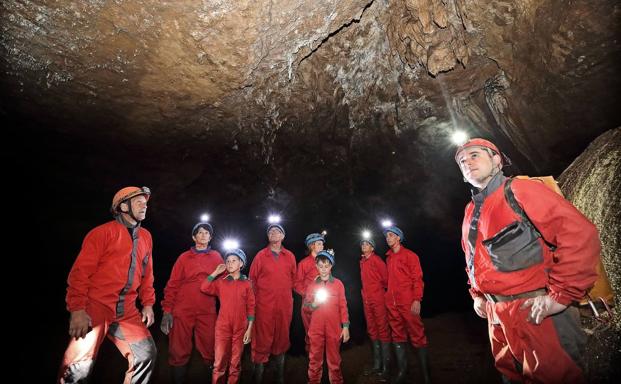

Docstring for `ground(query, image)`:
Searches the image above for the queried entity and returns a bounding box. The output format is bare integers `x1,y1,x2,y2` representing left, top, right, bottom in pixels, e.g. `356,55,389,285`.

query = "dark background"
8,117,544,382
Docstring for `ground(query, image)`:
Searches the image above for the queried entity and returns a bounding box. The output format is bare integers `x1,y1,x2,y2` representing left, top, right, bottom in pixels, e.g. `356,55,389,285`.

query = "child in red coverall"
201,249,255,384
303,250,349,384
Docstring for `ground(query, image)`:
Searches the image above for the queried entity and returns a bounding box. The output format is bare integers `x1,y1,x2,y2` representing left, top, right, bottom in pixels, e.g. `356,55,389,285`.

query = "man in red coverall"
303,250,350,384
383,225,430,384
455,138,600,383
294,232,325,352
201,248,255,384
160,222,224,383
58,186,157,384
249,223,297,383
359,237,391,380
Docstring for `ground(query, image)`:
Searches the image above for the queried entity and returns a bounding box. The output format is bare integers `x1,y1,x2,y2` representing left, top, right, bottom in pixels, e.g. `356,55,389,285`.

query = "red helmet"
455,138,511,166
111,186,151,213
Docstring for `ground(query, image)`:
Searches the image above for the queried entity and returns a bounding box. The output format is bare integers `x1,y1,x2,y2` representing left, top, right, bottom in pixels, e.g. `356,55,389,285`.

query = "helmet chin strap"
120,199,141,224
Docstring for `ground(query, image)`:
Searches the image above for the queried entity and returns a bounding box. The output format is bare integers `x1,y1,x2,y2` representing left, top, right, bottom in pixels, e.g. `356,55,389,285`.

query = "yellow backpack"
505,176,614,312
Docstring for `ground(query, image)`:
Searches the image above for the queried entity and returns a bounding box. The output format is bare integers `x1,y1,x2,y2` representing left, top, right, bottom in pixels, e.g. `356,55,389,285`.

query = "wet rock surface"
3,1,619,175
559,127,621,384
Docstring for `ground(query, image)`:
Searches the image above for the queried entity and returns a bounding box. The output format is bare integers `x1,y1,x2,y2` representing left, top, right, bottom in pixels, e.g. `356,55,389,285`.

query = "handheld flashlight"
315,288,328,303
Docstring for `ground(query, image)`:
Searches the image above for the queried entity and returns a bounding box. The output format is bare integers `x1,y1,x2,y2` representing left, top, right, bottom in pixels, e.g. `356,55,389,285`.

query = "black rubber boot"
417,347,431,384
253,362,264,384
274,354,285,384
364,340,382,375
204,361,214,381
393,342,408,384
171,365,187,384
378,341,391,382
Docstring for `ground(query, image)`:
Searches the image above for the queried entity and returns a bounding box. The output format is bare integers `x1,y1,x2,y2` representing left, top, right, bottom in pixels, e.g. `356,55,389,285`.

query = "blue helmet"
266,223,286,236
192,222,213,237
316,250,335,265
305,233,325,247
360,238,376,249
225,249,247,267
382,226,404,241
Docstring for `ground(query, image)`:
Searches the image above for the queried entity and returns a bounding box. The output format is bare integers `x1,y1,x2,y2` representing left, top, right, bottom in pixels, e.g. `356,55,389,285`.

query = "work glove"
520,295,567,324
473,296,488,319
160,312,174,335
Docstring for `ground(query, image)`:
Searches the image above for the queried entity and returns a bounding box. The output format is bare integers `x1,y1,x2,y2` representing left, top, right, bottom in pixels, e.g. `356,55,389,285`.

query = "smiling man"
58,186,157,384
455,138,600,383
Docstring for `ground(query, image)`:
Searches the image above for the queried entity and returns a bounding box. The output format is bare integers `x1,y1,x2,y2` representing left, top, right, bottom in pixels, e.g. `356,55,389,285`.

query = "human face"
309,240,324,255
128,195,148,222
361,242,373,255
226,255,243,274
193,227,211,248
316,259,332,280
456,147,500,189
385,231,400,248
267,227,284,243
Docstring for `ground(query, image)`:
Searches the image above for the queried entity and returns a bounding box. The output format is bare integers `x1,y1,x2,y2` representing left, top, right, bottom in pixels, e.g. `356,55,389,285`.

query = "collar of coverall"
315,275,335,283
471,171,507,202
225,274,248,281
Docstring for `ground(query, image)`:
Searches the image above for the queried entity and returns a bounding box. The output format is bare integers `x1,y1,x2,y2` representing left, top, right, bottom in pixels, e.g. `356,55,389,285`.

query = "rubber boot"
253,362,264,384
204,361,214,381
378,341,391,382
274,354,285,384
417,347,431,384
171,365,188,384
364,340,382,375
392,342,408,384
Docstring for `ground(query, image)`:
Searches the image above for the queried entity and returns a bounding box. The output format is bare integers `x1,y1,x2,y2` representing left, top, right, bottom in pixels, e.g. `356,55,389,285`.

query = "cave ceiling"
2,0,620,231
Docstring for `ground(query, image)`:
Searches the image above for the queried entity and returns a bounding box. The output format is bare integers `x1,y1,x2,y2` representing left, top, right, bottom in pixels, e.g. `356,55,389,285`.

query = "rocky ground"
88,311,500,384
80,309,619,383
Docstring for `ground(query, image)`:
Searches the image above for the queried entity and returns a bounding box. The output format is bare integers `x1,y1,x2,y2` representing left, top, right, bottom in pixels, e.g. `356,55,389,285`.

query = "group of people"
57,138,602,384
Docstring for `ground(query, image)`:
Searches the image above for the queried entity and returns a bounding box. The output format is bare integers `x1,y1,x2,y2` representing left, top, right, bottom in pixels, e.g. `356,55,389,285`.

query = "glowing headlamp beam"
268,214,281,224
315,288,328,303
451,131,469,145
223,239,239,251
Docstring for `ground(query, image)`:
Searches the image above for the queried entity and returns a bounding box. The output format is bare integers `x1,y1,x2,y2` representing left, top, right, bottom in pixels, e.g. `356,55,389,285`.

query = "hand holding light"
314,288,328,305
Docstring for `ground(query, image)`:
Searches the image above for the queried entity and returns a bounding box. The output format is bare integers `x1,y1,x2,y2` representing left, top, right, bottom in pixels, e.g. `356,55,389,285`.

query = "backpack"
504,176,614,316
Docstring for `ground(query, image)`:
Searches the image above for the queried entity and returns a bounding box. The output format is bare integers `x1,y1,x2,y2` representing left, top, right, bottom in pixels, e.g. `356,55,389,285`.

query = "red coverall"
360,253,391,342
303,276,349,384
462,174,600,383
294,254,319,350
201,274,255,384
59,220,156,384
249,246,297,363
385,245,428,347
161,247,223,366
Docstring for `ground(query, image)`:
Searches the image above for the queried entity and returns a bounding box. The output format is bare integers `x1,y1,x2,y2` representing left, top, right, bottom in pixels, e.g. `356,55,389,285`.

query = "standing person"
303,250,350,384
249,222,297,383
383,225,430,384
160,222,223,383
455,138,600,383
359,237,391,380
58,186,157,384
294,232,325,352
201,249,255,384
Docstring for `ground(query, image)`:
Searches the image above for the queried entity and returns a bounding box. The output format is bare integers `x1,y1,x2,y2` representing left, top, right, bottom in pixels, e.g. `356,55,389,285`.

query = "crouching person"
303,250,350,384
201,249,255,384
